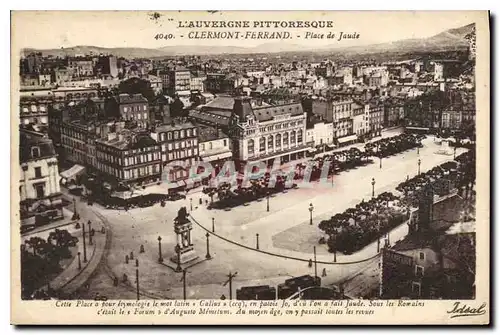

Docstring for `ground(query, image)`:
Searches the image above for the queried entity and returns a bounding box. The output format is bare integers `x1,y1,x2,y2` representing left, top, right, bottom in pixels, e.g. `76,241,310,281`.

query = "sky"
11,11,480,50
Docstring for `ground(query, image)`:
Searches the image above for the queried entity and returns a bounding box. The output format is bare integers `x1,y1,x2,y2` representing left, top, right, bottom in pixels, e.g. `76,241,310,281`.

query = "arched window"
297,129,303,144
290,130,296,144
283,132,289,146
268,135,274,150
248,139,255,155
259,137,266,152
275,134,281,148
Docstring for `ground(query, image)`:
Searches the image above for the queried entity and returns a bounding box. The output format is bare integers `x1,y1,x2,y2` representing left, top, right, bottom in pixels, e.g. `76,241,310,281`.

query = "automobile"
20,224,36,234
167,193,186,201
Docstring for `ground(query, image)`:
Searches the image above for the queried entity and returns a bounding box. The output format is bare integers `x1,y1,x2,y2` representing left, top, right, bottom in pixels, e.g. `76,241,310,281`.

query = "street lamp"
77,251,82,270
371,178,376,198
308,203,314,225
135,259,140,301
379,156,382,169
417,146,420,155
266,192,270,212
256,233,260,250
190,198,193,211
81,222,87,263
377,220,381,253
205,233,212,259
212,217,215,233
418,159,421,175
157,236,163,263
175,244,182,272
87,220,93,246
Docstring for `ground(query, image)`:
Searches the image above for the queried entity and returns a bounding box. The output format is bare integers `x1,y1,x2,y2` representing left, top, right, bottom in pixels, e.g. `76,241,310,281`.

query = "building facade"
229,97,308,167
118,93,150,128
95,130,162,187
151,122,199,183
19,129,63,226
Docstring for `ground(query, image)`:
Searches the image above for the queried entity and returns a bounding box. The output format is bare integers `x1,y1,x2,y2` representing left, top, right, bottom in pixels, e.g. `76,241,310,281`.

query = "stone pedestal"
170,207,198,265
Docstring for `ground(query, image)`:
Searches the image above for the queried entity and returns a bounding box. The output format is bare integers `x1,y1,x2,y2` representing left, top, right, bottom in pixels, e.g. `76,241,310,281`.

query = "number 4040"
154,34,174,40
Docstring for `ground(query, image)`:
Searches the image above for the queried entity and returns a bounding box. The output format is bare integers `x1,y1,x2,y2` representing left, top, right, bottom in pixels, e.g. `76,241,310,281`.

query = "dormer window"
31,146,40,158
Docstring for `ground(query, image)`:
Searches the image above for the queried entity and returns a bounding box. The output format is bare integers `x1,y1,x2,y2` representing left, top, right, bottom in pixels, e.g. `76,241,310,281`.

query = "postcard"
10,10,489,325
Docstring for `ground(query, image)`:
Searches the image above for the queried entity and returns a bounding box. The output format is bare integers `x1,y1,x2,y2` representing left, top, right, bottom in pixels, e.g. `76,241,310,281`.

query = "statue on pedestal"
171,207,198,266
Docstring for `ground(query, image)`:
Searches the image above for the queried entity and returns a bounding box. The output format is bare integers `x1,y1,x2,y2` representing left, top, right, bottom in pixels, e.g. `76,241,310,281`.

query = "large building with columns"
228,97,308,168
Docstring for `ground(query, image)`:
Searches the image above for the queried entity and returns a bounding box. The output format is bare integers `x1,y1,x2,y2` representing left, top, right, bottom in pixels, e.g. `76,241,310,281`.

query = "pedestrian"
308,259,313,268
322,268,327,277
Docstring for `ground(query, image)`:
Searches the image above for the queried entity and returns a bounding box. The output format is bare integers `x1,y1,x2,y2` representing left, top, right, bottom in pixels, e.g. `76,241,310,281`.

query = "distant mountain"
21,45,167,58
22,23,473,58
325,23,473,54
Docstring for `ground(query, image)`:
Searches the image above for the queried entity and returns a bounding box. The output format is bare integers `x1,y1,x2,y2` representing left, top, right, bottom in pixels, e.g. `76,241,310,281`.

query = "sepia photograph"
10,10,490,325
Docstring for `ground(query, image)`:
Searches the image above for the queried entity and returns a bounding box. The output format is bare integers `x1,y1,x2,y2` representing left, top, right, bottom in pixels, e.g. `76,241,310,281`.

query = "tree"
118,77,155,102
25,237,48,256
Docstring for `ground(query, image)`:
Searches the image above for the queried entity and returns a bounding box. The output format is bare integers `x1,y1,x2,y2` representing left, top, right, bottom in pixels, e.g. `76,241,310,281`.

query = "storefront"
337,134,358,147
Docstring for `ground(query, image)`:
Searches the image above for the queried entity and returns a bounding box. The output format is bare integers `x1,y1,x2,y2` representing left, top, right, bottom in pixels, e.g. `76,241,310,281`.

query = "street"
77,136,467,299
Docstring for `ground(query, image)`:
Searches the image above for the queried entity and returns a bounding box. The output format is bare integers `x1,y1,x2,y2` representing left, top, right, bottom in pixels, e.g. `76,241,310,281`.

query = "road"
76,136,466,299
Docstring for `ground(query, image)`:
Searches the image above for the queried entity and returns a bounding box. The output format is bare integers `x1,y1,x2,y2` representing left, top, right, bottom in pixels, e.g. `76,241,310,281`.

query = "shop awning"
338,135,358,144
201,151,233,162
60,164,85,181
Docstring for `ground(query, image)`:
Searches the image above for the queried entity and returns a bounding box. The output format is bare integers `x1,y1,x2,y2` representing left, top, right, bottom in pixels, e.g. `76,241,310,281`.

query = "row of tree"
22,229,78,300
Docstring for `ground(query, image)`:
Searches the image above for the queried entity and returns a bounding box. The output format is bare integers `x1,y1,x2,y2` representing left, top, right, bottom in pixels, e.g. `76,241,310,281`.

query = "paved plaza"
79,136,467,299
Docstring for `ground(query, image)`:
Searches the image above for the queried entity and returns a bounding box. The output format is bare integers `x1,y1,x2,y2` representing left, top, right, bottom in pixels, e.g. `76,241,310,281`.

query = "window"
31,147,40,158
412,282,421,297
248,139,255,155
297,129,302,144
168,132,173,140
143,112,147,119
174,131,179,139
419,252,425,260
223,139,227,147
187,129,192,137
283,132,289,146
34,167,42,178
415,265,424,277
35,184,45,198
180,130,185,138
275,134,281,148
268,135,274,150
290,130,296,144
259,137,266,152
209,143,213,150
201,143,205,151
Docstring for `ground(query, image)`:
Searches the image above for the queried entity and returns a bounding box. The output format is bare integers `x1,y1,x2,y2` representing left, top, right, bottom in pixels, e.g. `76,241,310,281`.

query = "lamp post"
379,156,382,169
157,236,163,263
266,192,270,212
371,178,376,198
175,244,182,272
87,220,93,246
182,269,187,300
377,220,381,253
418,159,421,175
212,217,215,233
308,203,314,225
77,251,81,270
453,146,457,159
333,232,337,263
313,246,318,281
82,222,87,263
256,233,260,250
223,272,238,300
205,233,211,259
417,146,420,155
190,198,193,211
135,259,140,301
